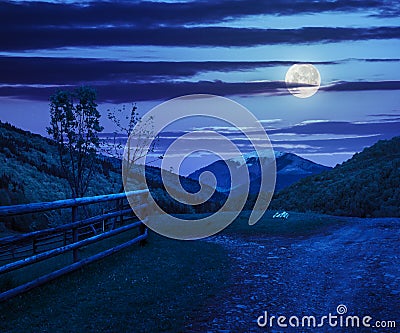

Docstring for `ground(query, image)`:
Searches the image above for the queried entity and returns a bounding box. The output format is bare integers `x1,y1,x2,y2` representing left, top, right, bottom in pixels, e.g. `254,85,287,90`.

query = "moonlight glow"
285,64,321,98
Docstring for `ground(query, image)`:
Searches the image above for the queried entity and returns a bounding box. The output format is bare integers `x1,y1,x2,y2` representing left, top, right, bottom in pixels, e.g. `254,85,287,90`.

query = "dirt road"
185,217,400,332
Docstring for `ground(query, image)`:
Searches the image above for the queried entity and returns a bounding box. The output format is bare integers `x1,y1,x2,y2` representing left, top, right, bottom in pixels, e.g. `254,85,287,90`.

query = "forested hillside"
271,136,400,217
0,121,121,230
0,122,224,231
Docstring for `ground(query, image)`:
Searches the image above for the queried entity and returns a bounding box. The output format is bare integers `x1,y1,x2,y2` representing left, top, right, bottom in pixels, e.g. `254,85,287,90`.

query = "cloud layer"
2,26,400,51
1,79,400,102
1,0,399,51
150,118,400,168
0,57,338,84
1,1,398,103
1,0,397,28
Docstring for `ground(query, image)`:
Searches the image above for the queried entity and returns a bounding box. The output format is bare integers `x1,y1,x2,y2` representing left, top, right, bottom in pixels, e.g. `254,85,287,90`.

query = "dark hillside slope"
0,122,224,231
0,122,121,203
271,136,400,217
0,121,121,230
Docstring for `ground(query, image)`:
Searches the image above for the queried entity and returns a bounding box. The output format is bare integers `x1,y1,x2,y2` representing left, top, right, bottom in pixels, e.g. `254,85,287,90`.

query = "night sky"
0,0,399,174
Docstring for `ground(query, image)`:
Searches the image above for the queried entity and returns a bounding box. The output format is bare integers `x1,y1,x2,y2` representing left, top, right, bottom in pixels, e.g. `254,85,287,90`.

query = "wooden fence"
0,189,149,302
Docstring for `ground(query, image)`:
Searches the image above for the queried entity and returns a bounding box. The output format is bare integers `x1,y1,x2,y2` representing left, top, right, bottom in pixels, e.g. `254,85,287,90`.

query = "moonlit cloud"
0,57,338,85
1,80,399,103
269,133,381,141
321,80,400,92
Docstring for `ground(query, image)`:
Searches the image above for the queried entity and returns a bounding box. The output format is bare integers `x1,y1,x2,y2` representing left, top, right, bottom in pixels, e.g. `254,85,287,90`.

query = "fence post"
102,208,105,233
119,198,124,227
72,205,79,262
139,193,149,247
32,238,37,255
11,244,15,259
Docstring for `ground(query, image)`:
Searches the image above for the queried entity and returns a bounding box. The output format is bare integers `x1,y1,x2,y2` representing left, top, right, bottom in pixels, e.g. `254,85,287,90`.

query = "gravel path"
185,218,400,332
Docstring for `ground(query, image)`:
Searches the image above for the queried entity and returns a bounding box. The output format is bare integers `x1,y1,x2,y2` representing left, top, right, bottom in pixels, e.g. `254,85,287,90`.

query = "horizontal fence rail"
0,230,148,303
0,190,150,302
0,190,149,217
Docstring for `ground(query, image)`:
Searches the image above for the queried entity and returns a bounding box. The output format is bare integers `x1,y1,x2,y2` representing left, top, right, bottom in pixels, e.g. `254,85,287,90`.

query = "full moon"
285,64,321,98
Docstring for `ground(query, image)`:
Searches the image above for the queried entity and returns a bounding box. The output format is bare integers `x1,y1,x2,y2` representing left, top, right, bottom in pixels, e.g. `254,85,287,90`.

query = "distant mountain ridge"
270,136,400,217
189,150,331,194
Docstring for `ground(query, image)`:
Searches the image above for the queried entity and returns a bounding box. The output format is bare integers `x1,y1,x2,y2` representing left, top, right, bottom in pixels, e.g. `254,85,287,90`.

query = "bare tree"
102,104,139,161
102,104,159,242
102,104,159,188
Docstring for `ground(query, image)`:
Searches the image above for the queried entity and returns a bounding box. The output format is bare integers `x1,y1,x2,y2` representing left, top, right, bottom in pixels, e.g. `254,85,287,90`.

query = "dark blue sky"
0,0,399,173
